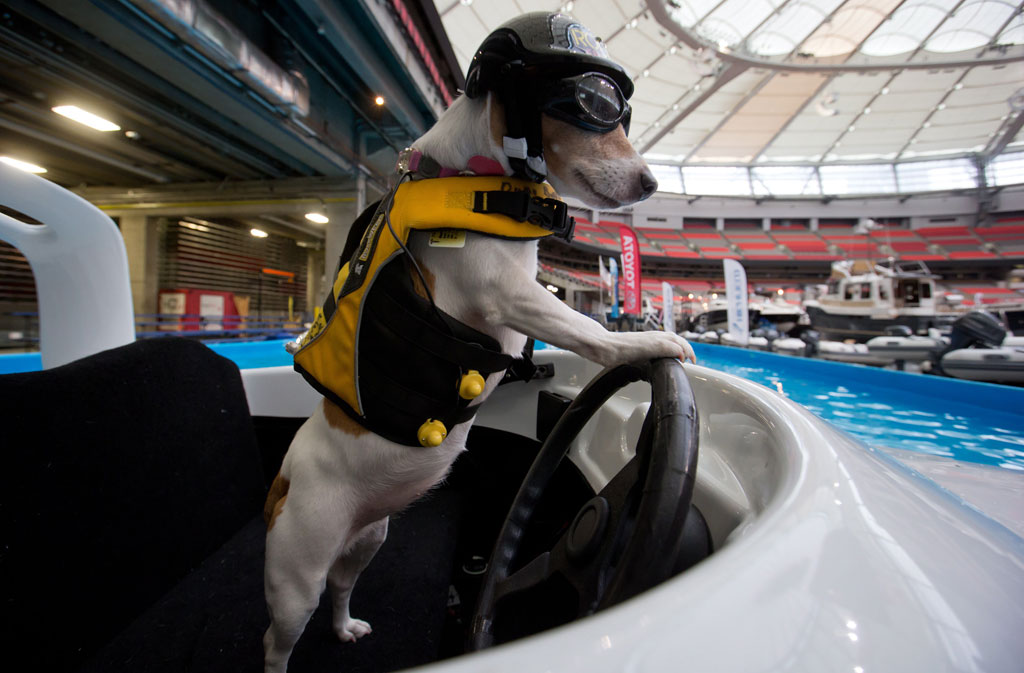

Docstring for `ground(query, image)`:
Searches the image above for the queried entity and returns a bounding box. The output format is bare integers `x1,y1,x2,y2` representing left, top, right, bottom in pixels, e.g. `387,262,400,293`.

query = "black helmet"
464,13,634,182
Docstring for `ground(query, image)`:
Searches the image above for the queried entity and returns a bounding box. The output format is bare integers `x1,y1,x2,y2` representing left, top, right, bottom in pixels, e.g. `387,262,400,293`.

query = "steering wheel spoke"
470,359,699,651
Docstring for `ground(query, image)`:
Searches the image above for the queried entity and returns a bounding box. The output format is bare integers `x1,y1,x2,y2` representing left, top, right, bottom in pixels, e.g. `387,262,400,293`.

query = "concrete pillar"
715,217,724,231
809,217,819,232
119,214,160,320
324,200,359,282
762,217,771,232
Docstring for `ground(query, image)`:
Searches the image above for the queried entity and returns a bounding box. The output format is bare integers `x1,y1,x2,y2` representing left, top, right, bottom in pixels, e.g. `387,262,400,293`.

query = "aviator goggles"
538,72,632,136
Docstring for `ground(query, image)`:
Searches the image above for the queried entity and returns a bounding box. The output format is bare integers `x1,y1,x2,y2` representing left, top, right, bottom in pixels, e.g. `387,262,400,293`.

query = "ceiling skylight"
436,0,1024,194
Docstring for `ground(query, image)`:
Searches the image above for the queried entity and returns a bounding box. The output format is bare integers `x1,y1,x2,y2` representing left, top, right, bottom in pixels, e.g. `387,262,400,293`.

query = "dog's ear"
488,95,507,151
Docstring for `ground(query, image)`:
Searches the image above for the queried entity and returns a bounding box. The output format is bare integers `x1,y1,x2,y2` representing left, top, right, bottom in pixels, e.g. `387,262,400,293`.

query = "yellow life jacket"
293,175,573,447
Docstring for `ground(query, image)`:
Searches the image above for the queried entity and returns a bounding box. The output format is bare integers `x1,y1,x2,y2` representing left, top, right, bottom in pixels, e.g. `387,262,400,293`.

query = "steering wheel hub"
566,496,610,564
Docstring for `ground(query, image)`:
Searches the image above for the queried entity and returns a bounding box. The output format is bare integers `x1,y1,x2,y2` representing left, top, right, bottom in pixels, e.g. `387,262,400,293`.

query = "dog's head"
485,103,656,209
470,12,657,209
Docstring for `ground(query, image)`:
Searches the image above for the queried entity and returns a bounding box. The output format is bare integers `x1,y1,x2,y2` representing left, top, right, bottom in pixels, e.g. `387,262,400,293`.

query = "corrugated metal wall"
0,239,37,345
0,239,34,305
159,218,308,318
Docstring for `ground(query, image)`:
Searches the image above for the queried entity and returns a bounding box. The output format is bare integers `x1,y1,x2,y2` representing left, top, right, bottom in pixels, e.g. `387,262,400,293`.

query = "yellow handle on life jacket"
418,419,447,447
459,370,486,400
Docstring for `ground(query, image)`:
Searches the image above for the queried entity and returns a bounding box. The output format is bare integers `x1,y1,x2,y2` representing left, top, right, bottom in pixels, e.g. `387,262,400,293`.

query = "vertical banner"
619,225,641,315
609,257,619,318
723,258,749,345
598,256,610,288
662,281,675,333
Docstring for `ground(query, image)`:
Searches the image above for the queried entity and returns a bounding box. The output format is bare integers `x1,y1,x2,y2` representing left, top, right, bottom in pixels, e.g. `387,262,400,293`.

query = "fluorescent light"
250,228,269,238
305,212,329,224
0,156,47,173
51,105,120,132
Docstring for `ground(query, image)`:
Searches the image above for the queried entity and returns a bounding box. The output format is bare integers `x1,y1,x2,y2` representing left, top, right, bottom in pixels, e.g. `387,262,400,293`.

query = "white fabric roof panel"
435,0,1024,196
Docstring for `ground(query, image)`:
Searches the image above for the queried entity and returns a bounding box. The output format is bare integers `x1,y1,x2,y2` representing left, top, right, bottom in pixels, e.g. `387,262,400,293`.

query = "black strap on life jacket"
472,190,575,241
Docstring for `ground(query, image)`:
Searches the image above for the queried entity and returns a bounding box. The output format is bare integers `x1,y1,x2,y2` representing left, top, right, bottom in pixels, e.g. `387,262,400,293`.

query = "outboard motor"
946,311,1007,351
931,311,1008,377
800,329,821,358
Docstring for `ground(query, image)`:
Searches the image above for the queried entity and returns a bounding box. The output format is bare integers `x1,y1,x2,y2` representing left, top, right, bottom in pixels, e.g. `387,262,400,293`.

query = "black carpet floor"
82,489,463,673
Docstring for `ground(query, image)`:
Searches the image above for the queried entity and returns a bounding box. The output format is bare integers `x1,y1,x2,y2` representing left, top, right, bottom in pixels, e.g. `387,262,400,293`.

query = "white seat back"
0,164,135,368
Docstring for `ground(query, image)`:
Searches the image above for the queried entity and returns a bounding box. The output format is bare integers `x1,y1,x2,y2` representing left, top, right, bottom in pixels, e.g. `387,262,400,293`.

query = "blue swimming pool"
689,343,1024,472
4,339,1022,471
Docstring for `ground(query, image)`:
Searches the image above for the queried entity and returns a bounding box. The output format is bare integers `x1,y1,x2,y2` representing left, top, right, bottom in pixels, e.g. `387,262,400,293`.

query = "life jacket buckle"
471,190,575,241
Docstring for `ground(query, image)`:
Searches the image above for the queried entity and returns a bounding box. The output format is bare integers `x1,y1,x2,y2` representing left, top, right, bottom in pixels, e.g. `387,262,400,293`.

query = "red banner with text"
619,225,641,315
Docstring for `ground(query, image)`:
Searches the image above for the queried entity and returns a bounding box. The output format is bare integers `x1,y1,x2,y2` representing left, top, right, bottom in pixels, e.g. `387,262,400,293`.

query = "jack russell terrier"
263,12,695,672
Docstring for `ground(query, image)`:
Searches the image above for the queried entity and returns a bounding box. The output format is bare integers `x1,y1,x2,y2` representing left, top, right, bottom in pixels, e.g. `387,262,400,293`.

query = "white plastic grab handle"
0,163,135,369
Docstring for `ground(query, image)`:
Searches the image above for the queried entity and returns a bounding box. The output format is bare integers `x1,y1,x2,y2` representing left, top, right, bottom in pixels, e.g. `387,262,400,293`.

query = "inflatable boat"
3,163,1023,673
866,325,947,363
932,312,1024,384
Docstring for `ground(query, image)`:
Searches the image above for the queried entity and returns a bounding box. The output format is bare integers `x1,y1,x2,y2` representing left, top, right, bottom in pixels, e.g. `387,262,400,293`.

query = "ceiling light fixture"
374,95,385,106
51,105,120,132
1,156,48,173
305,212,329,224
250,228,269,238
0,156,47,173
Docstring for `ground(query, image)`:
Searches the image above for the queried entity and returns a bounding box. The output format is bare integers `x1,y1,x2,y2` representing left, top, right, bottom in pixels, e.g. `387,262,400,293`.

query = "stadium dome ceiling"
435,0,1024,196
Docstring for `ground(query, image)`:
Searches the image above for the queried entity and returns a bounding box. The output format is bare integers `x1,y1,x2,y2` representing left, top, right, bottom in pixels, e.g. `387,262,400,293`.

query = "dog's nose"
639,169,658,200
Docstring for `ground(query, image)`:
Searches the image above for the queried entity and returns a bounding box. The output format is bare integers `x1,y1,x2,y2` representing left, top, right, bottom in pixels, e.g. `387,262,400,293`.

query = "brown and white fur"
263,91,696,673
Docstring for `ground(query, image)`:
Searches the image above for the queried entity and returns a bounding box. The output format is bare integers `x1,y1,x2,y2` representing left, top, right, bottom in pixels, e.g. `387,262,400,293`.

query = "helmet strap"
496,80,547,183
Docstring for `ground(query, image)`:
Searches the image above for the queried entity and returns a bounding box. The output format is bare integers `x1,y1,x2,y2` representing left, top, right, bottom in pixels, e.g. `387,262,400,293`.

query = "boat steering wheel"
469,357,701,650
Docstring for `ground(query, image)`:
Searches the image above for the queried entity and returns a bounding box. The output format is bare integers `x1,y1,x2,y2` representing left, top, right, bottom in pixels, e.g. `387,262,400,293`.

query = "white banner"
598,256,611,288
723,258,749,346
662,281,674,333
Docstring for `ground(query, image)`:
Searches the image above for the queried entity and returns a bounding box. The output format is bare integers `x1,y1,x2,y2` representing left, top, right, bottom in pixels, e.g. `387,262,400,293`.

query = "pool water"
4,338,1022,471
690,343,1024,472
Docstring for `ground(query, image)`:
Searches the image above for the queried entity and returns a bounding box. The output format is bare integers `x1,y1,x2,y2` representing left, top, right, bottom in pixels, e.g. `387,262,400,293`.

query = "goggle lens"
540,73,631,135
576,74,624,124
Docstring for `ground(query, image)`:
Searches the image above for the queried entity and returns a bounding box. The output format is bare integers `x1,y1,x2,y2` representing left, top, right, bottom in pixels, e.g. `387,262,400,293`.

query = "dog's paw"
600,330,697,366
335,617,372,642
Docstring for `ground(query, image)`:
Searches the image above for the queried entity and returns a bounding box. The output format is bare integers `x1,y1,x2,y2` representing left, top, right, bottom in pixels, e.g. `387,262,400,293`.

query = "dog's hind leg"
327,516,389,642
264,502,349,673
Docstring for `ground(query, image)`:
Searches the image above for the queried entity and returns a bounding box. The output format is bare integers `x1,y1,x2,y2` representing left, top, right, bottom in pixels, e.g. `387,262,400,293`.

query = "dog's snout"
639,168,658,200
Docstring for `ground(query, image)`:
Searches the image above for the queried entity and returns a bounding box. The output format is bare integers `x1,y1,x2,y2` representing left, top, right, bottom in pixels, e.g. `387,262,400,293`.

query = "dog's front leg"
473,244,695,367
327,517,389,642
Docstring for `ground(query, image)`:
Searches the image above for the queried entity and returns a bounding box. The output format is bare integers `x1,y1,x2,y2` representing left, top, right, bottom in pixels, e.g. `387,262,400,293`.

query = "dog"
262,33,696,673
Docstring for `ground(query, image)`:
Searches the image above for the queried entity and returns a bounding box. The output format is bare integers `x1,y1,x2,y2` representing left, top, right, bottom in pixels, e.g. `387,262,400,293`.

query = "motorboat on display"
3,165,1024,672
804,259,958,342
686,297,759,333
750,294,808,335
687,295,806,337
